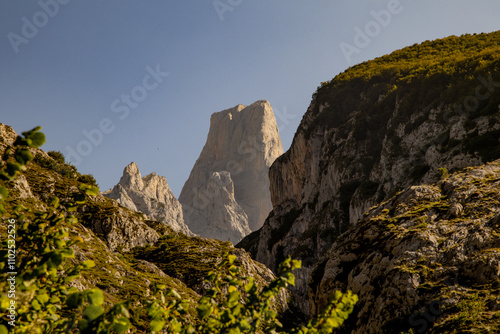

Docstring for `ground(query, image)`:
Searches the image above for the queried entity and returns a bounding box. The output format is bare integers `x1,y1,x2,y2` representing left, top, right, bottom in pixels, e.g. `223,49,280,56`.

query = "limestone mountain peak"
104,162,193,236
119,162,144,189
180,100,284,243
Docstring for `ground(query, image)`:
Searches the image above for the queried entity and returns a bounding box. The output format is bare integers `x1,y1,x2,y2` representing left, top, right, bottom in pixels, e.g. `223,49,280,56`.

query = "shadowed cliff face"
180,100,284,244
238,31,500,315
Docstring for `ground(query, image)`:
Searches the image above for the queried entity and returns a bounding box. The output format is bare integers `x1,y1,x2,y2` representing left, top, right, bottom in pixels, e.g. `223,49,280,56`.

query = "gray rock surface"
180,100,283,243
104,162,193,236
309,160,500,333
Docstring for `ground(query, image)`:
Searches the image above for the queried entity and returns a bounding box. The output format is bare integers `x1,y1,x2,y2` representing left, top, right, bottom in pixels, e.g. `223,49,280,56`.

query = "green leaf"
6,162,21,177
0,325,8,334
22,126,42,136
83,304,104,322
36,293,50,304
66,292,82,308
50,252,64,266
87,289,104,306
23,277,37,287
0,186,9,201
118,303,131,318
50,295,61,304
83,260,95,269
227,291,240,308
78,319,89,331
244,279,256,293
228,254,237,264
85,186,100,196
168,288,181,300
111,317,131,333
150,319,166,332
28,132,46,147
0,297,10,309
15,148,33,165
31,299,41,310
197,304,212,319
60,248,75,258
50,197,60,208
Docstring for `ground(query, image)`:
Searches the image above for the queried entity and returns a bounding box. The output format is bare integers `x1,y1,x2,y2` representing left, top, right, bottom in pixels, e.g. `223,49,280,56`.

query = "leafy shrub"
48,150,65,164
34,152,77,179
78,173,98,187
147,254,358,333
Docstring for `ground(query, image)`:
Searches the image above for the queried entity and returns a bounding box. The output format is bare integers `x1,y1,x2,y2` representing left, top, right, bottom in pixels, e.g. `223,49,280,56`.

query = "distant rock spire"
179,100,284,243
104,162,193,236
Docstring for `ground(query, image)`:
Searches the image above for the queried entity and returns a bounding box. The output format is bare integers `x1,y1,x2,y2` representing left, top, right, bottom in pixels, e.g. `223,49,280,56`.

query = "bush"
34,153,77,179
147,254,358,334
48,150,65,164
78,173,98,187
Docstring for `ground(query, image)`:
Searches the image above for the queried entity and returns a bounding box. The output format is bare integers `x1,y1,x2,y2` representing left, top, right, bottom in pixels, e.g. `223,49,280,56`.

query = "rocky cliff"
238,31,500,314
104,162,193,236
309,160,500,333
180,100,284,243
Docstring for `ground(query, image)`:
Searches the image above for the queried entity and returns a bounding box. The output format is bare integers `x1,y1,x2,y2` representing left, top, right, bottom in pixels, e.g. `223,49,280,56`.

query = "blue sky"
1,1,500,196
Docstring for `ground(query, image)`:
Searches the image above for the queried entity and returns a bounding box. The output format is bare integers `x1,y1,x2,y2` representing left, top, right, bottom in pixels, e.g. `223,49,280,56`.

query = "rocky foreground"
310,160,500,333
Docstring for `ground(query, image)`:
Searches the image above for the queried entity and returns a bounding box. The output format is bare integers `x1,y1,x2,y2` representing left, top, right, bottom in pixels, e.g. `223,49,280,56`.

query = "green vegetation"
146,255,358,334
33,151,98,187
438,167,449,179
456,292,487,327
1,127,358,333
34,152,77,179
308,31,500,165
77,173,99,188
48,151,65,164
130,234,236,291
0,127,129,333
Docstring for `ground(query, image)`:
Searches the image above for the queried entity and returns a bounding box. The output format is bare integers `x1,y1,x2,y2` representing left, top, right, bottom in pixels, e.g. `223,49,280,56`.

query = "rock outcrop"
180,171,250,243
309,160,500,333
238,31,500,314
180,100,284,243
104,162,193,236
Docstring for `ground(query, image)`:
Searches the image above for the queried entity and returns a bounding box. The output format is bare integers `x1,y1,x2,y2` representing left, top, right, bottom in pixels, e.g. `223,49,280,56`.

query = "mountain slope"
238,31,500,314
0,123,284,332
309,159,500,333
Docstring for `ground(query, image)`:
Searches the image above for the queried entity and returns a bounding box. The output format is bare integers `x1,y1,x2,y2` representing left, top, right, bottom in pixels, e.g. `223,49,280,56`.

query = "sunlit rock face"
104,162,193,236
179,100,284,244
